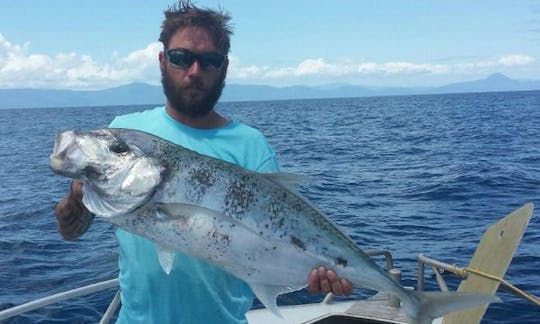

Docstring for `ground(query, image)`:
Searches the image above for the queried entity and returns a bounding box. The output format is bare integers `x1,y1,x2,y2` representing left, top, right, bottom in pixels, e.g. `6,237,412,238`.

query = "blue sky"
0,0,539,89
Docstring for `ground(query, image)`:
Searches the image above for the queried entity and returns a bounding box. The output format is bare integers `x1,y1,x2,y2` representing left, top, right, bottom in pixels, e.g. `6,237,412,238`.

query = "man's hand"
308,267,353,296
55,180,94,240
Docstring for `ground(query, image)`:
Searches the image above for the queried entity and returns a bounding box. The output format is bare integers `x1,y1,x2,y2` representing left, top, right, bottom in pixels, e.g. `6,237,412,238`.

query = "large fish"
50,128,499,324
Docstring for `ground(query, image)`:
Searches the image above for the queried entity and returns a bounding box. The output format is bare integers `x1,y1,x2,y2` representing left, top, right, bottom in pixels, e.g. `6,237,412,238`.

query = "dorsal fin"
263,172,310,193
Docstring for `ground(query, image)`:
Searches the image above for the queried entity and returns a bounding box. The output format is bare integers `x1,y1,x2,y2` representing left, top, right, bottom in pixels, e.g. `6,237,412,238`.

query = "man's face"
159,26,227,118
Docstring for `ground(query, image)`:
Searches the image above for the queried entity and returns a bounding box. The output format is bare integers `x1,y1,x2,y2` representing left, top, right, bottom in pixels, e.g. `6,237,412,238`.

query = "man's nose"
186,59,202,76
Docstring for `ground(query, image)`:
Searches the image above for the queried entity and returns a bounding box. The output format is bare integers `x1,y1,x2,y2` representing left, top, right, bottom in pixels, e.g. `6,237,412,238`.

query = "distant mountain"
0,83,165,109
0,74,538,109
431,73,540,94
94,83,165,105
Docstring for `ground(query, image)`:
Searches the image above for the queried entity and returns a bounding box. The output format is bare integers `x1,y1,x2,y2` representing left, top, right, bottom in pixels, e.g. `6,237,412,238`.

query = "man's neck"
166,104,229,129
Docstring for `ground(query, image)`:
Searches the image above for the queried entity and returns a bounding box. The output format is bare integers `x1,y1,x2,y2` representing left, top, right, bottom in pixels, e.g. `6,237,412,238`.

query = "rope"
448,264,540,307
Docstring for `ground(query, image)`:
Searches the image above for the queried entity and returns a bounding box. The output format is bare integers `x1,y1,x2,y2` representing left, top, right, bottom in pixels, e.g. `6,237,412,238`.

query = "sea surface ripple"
1,91,539,323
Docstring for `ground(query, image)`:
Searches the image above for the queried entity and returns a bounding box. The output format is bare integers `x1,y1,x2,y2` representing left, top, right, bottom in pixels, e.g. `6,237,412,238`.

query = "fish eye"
110,141,130,154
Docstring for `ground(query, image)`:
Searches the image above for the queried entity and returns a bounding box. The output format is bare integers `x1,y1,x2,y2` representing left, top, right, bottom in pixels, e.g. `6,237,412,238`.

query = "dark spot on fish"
335,257,348,267
186,167,217,201
83,165,102,180
290,235,306,251
224,177,256,219
267,195,286,224
277,217,285,229
208,229,230,250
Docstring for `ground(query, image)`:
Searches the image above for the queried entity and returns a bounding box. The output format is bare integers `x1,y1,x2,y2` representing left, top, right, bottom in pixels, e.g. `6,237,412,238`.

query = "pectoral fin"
157,245,176,275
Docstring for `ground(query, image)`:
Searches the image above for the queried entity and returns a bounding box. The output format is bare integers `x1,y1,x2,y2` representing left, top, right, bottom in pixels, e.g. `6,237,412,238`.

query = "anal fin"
250,284,297,319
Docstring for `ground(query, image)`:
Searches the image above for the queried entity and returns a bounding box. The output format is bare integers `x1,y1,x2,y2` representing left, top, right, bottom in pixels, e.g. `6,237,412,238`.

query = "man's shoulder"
224,121,278,172
225,121,274,150
110,106,165,128
228,121,266,140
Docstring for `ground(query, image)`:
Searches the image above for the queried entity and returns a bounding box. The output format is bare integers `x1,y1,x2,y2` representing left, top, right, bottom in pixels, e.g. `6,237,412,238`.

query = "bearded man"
54,1,351,323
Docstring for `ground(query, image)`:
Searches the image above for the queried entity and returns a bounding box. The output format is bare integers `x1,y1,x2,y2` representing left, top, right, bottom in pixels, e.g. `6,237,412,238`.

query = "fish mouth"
50,131,85,178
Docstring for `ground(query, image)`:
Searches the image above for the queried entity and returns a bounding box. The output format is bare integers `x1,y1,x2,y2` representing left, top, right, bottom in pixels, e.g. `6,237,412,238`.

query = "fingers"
55,181,93,240
340,277,353,296
307,267,353,296
318,267,331,294
308,268,320,294
326,269,343,295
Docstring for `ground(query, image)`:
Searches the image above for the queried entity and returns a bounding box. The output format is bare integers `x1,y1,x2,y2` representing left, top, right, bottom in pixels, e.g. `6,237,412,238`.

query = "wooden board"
442,203,534,324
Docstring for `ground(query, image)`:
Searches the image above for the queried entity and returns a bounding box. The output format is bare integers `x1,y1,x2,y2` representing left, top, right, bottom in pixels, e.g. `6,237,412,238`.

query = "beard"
161,66,225,119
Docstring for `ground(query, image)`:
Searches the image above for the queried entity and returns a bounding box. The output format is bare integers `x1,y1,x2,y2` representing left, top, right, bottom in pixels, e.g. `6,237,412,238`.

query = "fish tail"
401,290,501,324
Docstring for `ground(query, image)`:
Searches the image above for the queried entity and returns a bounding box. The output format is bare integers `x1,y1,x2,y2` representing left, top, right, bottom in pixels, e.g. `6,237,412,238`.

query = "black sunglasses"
165,48,226,71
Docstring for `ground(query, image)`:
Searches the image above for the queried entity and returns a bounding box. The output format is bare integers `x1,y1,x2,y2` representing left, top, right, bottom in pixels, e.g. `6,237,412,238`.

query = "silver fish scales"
50,128,499,324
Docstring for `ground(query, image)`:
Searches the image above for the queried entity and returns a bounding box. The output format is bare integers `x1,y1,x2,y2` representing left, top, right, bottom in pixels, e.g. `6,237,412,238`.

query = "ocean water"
1,91,539,323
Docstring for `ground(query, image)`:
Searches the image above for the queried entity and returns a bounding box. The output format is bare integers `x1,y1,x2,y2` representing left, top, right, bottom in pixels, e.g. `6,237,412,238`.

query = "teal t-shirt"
108,106,279,324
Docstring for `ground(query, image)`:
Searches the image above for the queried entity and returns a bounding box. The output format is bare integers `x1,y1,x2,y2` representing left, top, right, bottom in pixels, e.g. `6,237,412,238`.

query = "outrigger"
1,203,538,323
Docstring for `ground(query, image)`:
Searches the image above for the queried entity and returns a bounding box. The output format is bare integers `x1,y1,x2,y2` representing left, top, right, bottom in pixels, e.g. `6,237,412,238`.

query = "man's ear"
159,51,167,71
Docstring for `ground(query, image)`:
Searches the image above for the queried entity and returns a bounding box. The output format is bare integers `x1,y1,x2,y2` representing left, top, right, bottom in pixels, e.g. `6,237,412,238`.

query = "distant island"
0,73,539,109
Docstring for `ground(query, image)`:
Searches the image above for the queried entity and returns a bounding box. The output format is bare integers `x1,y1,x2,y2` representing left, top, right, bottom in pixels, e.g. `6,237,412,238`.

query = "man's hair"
159,0,233,54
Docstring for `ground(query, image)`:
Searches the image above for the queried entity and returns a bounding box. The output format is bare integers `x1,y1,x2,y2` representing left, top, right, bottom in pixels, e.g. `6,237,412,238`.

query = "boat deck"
246,292,413,324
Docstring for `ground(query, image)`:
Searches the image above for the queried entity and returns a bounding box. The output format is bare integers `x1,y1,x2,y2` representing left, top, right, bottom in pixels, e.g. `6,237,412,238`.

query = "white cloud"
0,33,537,88
498,54,535,66
379,62,448,74
455,54,536,71
228,58,449,81
0,34,161,89
296,58,343,75
227,56,269,79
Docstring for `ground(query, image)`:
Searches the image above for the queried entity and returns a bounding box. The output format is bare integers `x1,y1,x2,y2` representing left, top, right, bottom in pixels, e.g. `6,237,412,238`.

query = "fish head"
50,128,165,217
